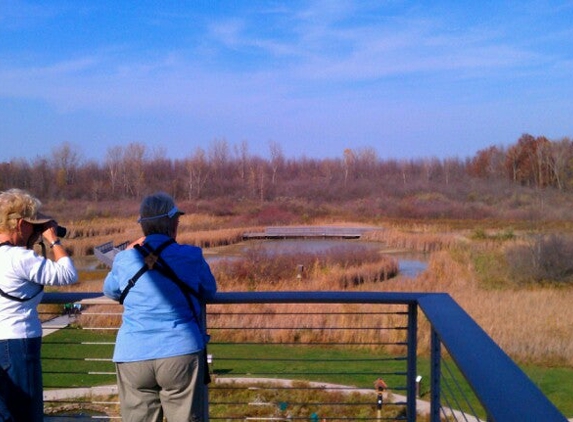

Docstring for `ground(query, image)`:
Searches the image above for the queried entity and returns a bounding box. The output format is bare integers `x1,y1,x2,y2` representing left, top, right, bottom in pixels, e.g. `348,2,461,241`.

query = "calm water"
207,238,428,278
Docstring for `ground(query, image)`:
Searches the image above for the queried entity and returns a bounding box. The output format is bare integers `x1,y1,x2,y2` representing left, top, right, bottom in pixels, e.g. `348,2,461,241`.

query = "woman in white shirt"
0,188,78,422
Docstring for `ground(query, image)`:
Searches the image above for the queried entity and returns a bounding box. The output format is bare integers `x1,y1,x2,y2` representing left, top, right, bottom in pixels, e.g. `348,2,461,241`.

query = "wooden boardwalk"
243,226,374,239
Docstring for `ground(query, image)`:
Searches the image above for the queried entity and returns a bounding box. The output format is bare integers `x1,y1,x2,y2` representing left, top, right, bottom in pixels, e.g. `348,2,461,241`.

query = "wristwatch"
50,239,62,248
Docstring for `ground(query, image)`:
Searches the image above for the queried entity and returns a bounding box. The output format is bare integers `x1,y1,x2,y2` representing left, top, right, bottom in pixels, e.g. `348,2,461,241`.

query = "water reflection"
207,238,428,278
399,259,428,278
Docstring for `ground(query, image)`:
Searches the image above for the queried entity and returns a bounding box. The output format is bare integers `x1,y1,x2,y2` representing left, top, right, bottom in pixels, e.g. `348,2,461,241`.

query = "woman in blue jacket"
103,192,217,422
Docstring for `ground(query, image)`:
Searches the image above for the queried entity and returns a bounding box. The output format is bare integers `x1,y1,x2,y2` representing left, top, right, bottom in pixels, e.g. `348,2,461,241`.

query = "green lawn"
42,328,573,418
42,328,117,388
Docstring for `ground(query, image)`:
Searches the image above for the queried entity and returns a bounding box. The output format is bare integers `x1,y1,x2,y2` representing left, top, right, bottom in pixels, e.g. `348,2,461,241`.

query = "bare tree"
51,142,82,195
234,140,249,184
184,147,210,200
122,143,146,198
545,137,572,191
343,148,355,186
105,146,124,197
209,139,230,172
355,147,378,179
268,140,284,185
247,156,267,202
28,157,48,195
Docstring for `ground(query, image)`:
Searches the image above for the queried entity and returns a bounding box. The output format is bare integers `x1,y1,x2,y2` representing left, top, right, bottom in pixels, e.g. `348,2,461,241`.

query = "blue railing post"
407,303,418,422
201,301,210,422
430,327,441,422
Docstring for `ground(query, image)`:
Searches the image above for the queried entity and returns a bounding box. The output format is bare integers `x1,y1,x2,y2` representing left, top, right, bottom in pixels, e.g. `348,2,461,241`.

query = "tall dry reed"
379,249,573,366
362,227,462,252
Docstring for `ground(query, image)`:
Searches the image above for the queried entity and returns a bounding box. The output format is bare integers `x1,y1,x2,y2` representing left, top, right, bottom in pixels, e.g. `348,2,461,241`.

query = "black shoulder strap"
127,240,203,324
0,285,44,302
151,251,202,321
0,241,44,302
154,253,200,300
118,238,175,305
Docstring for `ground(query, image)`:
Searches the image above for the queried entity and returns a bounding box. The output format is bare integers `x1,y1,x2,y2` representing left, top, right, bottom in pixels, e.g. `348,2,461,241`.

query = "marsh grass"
57,217,573,367
211,243,399,289
384,248,573,367
362,226,462,252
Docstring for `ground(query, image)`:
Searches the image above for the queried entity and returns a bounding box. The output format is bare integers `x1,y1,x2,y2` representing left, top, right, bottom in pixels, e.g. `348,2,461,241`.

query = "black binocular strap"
0,241,44,302
118,238,175,305
0,286,44,302
125,240,204,330
150,251,202,321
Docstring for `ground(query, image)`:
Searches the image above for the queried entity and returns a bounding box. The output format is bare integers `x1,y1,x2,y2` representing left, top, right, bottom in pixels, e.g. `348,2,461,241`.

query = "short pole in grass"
374,377,388,420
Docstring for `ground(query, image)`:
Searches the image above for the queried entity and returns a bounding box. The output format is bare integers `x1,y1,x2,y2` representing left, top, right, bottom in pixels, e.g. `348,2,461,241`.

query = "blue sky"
1,1,572,162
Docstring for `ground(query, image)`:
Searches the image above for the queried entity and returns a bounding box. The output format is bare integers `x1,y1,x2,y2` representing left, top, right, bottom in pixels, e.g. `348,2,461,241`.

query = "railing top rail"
43,291,423,305
418,293,567,422
210,291,422,305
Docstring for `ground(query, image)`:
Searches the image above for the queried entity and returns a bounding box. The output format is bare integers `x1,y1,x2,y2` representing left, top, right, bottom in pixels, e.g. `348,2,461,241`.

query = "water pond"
206,238,428,278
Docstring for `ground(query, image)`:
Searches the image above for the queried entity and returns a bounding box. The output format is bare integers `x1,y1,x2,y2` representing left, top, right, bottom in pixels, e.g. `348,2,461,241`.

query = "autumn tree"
505,134,543,186
469,146,506,179
51,142,82,197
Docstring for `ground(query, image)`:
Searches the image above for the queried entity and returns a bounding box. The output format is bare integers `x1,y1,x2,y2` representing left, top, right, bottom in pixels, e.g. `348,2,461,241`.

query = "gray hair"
138,192,183,237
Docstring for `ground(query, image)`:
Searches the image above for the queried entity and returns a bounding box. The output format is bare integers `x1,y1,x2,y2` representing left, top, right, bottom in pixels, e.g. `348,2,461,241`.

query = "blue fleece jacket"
103,234,217,363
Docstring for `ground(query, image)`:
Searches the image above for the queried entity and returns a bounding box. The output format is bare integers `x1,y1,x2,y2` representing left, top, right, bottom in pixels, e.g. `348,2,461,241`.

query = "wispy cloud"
0,1,561,111
1,1,572,161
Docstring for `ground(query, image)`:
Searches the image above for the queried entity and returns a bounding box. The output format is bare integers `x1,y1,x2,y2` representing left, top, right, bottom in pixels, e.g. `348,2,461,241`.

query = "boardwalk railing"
243,226,375,239
41,291,568,421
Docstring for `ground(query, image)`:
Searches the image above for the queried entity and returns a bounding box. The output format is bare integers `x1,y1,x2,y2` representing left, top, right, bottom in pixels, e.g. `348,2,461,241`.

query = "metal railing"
40,291,568,421
243,226,373,239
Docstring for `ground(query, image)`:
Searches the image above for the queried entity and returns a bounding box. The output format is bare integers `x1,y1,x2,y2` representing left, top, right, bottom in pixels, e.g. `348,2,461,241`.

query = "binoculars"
34,222,67,238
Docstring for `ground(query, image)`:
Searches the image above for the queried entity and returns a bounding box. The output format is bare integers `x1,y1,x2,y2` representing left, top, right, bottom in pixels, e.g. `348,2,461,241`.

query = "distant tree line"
468,134,573,190
0,134,571,212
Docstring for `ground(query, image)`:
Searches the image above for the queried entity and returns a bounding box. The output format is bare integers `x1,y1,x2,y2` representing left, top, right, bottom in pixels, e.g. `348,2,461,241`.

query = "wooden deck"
243,226,374,239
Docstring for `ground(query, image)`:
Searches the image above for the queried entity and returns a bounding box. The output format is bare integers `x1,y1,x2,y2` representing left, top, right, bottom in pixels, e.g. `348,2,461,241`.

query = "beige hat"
9,211,54,225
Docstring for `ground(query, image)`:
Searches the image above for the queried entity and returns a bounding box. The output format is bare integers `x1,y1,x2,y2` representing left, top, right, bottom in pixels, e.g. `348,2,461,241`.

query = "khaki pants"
116,351,206,422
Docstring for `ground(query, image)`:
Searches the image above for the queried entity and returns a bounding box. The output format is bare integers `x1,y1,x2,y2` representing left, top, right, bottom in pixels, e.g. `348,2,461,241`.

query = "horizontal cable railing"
40,291,568,422
206,302,412,421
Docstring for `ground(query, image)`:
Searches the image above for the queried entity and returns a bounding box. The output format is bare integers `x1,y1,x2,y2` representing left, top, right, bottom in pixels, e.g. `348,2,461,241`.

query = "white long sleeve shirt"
0,243,78,339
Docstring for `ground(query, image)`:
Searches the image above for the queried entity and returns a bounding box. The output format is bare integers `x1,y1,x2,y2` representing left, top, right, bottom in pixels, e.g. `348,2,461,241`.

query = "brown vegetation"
58,215,573,368
13,134,572,369
212,243,398,289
